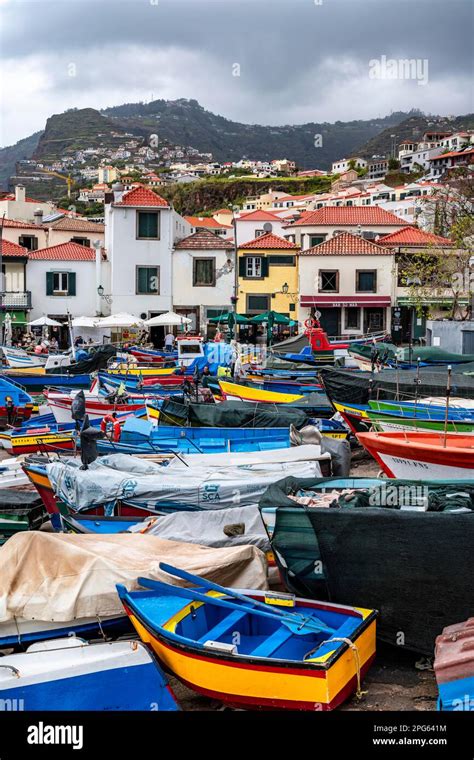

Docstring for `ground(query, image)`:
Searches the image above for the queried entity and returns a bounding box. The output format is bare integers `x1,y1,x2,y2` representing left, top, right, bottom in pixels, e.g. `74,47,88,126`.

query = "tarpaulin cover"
65,344,116,375
352,343,474,364
158,398,310,428
262,475,474,654
319,367,474,405
0,532,267,622
271,333,311,353
127,505,270,551
46,453,325,511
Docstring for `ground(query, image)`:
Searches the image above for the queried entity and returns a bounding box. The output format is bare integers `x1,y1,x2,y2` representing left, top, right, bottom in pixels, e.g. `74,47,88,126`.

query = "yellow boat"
219,380,303,404
106,363,180,377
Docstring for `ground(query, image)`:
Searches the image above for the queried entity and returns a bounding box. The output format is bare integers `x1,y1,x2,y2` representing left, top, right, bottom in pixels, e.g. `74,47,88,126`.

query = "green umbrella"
209,312,251,324
250,310,295,325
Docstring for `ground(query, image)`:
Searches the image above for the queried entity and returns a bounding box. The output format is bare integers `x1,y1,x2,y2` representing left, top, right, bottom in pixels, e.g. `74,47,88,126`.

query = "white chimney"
15,185,26,203
33,208,43,226
111,181,124,204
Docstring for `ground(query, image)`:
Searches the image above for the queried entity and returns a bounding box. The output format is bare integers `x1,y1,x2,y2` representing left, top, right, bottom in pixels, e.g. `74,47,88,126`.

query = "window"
356,270,377,292
345,307,360,329
246,256,262,277
136,266,159,294
254,229,266,237
70,237,90,247
267,255,295,266
46,271,76,296
289,303,296,312
247,294,270,313
18,235,38,251
193,258,215,286
137,211,160,239
319,270,339,293
309,235,326,247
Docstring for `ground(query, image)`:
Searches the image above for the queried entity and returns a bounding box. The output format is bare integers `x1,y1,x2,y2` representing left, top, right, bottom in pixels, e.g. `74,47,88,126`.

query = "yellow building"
237,232,300,318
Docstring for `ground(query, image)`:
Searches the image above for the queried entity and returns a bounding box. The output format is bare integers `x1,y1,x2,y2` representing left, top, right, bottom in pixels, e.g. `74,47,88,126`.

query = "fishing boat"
0,638,179,711
240,376,323,395
218,379,304,404
366,409,474,435
106,362,182,378
349,342,474,371
357,431,474,478
45,388,147,425
128,346,178,364
117,563,377,711
434,619,474,711
0,489,47,545
0,376,34,427
0,456,31,488
154,397,311,428
332,399,474,435
260,475,474,654
98,371,187,394
0,425,75,456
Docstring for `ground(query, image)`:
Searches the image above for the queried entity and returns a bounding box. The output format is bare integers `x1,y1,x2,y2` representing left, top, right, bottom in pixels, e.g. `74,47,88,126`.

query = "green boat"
366,411,474,435
0,491,48,545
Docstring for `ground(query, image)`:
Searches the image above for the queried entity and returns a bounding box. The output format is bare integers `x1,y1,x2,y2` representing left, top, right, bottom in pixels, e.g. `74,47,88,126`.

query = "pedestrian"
164,331,175,352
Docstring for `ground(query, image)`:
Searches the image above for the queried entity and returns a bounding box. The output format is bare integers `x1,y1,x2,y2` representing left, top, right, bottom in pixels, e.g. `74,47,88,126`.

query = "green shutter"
261,257,269,277
239,257,246,277
68,272,76,296
46,272,54,295
138,212,158,238
137,267,147,293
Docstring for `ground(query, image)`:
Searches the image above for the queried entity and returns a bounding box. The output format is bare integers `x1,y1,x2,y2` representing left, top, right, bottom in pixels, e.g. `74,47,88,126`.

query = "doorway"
317,308,340,337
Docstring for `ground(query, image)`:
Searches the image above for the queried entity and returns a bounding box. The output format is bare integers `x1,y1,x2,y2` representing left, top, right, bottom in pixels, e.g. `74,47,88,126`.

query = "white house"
283,206,409,249
173,229,235,336
28,242,109,323
400,145,444,173
331,157,367,174
0,185,56,223
104,183,191,321
235,210,286,246
298,232,395,336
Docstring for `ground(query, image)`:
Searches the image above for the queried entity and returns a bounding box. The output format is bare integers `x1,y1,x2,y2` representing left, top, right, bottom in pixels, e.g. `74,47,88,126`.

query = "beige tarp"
0,532,267,623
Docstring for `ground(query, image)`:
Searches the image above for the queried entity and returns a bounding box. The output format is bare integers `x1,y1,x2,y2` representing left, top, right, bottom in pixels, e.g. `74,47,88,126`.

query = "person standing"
164,332,175,352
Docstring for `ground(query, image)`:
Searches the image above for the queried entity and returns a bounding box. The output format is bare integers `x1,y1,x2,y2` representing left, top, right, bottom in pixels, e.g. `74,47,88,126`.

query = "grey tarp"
46,454,325,512
127,505,270,551
158,398,310,428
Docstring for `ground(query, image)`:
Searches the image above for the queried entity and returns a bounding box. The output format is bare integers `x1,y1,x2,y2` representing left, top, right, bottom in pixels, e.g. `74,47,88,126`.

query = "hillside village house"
172,230,235,336
331,157,367,174
234,210,286,246
0,185,56,223
237,232,300,318
27,243,109,340
184,216,233,239
378,227,458,341
104,184,191,340
2,214,105,252
297,232,395,336
283,206,409,249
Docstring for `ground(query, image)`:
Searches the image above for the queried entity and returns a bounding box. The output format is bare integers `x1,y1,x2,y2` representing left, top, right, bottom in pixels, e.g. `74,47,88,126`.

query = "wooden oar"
158,563,334,634
136,577,333,636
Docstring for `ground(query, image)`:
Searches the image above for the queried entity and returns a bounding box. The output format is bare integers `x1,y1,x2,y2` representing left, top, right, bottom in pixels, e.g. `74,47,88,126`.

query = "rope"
305,636,367,699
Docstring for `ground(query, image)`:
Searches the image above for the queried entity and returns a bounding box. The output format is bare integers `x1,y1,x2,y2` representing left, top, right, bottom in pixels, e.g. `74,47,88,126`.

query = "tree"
398,173,474,320
388,158,400,170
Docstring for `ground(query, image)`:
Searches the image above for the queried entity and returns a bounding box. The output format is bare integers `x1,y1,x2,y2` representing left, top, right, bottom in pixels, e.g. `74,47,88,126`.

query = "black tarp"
61,344,117,375
261,476,474,654
158,398,310,428
319,366,474,405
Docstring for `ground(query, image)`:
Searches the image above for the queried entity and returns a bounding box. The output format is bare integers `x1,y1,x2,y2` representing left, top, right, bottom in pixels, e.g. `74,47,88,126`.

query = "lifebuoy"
100,414,121,441
304,317,318,329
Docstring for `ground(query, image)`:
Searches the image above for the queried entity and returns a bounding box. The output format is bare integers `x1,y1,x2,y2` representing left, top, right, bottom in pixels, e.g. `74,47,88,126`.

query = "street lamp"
281,282,289,295
97,285,104,297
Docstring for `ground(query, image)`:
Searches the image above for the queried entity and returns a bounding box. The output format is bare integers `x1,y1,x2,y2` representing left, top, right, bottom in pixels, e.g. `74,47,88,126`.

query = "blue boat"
97,417,291,455
0,375,34,426
0,637,179,711
3,372,91,391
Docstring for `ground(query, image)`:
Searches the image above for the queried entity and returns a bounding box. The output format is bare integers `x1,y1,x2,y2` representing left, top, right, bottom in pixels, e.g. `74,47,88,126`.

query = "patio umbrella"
250,311,295,325
144,311,192,327
208,312,251,325
28,316,63,327
70,316,102,328
96,313,145,328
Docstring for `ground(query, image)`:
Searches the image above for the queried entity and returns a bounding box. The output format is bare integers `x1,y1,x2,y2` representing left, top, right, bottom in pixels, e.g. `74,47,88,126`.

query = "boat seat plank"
197,609,248,644
251,625,294,657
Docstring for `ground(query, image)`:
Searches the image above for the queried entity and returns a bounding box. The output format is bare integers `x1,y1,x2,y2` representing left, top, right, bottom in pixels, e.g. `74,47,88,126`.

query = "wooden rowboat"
219,379,304,404
117,563,377,711
357,431,474,478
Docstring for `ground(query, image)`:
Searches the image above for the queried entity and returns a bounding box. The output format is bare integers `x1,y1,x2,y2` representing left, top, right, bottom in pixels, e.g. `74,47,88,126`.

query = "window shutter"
137,267,147,293
46,272,54,295
261,257,269,277
68,272,76,296
239,257,246,277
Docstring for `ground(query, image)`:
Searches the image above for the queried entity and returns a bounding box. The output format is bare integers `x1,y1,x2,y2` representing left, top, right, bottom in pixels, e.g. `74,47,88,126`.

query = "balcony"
0,291,32,310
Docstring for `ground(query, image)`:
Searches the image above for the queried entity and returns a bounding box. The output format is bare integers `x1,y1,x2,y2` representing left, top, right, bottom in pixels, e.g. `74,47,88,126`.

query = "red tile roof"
239,232,299,250
284,206,410,227
378,227,454,247
115,185,169,208
1,218,39,229
300,232,392,256
185,216,232,229
430,147,474,160
29,242,103,261
174,229,234,250
1,239,28,257
48,217,105,232
0,193,44,204
238,210,282,222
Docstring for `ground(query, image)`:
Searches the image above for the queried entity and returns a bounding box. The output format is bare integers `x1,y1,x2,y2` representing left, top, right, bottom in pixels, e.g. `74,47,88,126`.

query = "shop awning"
300,295,391,307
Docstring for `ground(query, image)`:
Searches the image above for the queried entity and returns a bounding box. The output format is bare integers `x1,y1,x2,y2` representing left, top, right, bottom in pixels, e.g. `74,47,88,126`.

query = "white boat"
0,637,179,710
0,457,30,488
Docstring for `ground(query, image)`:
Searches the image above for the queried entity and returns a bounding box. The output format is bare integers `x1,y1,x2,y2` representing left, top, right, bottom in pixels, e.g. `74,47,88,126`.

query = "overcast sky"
0,0,473,147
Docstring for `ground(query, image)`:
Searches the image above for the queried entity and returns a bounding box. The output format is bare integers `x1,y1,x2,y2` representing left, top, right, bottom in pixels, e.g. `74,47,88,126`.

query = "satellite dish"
263,222,273,233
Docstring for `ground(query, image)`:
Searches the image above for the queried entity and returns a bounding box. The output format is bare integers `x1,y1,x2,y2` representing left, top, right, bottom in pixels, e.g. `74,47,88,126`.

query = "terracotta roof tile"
378,227,454,247
47,217,105,232
115,185,169,208
238,210,282,222
284,206,410,228
239,232,299,250
300,232,392,256
29,242,103,261
0,239,28,257
174,229,234,250
185,216,232,229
